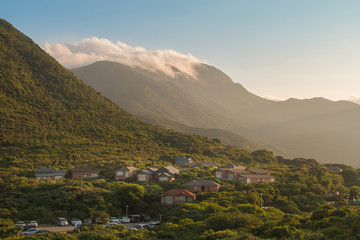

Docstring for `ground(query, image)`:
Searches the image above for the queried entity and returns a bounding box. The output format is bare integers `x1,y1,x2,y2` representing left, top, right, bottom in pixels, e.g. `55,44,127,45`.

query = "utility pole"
260,193,263,208
126,205,129,218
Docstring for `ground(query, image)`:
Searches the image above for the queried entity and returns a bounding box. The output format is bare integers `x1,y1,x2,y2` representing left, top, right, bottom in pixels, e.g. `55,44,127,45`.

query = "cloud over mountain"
43,37,203,78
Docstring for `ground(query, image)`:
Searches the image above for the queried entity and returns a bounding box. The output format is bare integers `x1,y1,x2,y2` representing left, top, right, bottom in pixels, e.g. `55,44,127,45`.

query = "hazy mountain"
72,60,360,167
137,115,285,154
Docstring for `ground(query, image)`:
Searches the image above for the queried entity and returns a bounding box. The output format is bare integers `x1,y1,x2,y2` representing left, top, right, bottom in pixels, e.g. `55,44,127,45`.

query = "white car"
27,221,38,227
21,228,38,235
15,221,26,227
71,219,82,225
118,217,130,223
104,222,118,227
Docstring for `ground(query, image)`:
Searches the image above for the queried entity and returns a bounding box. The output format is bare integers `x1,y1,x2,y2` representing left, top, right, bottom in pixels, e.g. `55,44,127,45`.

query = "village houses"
115,166,137,180
160,189,196,205
185,180,220,192
72,168,100,178
35,168,65,180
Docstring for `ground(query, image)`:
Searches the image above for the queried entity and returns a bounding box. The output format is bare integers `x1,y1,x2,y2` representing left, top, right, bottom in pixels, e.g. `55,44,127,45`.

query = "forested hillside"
0,19,244,174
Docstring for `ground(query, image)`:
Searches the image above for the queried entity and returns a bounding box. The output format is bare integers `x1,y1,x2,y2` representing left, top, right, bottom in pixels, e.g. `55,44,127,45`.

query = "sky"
1,0,360,102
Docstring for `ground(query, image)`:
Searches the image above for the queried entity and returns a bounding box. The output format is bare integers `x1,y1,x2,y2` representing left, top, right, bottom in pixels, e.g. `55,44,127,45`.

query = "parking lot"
37,222,151,233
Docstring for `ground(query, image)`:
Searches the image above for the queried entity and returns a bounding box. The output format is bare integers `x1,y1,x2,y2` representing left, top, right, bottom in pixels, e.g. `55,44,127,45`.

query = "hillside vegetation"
0,18,248,174
1,18,360,239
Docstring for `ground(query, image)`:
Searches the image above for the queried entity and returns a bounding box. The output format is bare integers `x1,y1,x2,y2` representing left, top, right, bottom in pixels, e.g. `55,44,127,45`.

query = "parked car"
36,229,52,234
128,214,140,222
21,228,39,235
57,218,68,226
107,217,120,224
104,222,118,227
82,218,92,225
71,218,82,225
134,224,147,230
14,221,26,227
147,221,161,228
27,221,38,227
140,215,151,222
118,217,130,223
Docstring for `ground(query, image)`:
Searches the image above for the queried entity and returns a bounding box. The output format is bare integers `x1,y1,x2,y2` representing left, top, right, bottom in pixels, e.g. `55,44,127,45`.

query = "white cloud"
347,96,360,104
42,37,203,78
261,95,285,101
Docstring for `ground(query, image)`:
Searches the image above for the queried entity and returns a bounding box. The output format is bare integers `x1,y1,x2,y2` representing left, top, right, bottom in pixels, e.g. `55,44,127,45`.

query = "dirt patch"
38,224,73,233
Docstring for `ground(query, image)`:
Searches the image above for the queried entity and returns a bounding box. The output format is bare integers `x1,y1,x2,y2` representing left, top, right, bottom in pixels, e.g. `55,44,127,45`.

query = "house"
185,180,220,192
137,168,158,182
35,168,65,180
158,172,175,182
193,162,219,169
115,166,137,180
160,189,196,205
174,156,195,167
214,168,249,181
327,166,343,174
72,168,100,178
237,174,275,184
219,164,246,170
246,168,270,175
157,166,179,175
215,168,275,184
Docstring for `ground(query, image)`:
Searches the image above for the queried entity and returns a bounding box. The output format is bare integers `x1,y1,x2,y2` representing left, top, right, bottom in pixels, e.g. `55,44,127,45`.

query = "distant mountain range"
72,61,360,167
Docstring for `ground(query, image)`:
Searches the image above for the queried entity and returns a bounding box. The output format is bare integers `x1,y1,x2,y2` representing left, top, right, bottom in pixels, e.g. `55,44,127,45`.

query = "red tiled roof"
160,189,196,197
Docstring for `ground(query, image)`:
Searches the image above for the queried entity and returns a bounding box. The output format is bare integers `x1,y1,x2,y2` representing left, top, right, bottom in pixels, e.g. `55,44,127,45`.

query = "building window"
54,176,62,180
165,196,172,204
125,171,129,177
117,171,123,176
91,173,98,177
238,178,246,183
227,174,234,180
178,196,185,203
215,171,222,179
138,174,146,181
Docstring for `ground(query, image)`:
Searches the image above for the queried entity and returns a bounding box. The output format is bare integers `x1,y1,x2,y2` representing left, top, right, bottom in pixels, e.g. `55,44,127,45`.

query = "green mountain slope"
0,19,248,172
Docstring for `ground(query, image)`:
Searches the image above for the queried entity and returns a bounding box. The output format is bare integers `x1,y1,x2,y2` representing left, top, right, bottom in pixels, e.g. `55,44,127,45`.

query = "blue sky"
1,0,360,101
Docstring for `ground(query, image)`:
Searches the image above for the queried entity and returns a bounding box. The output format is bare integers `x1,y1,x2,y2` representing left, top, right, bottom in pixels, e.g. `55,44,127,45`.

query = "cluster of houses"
34,157,276,205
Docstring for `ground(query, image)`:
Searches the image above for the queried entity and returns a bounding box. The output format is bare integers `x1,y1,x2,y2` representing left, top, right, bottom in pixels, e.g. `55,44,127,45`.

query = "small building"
174,156,196,167
214,168,249,181
193,162,219,169
158,172,175,182
327,167,343,174
185,180,220,192
157,166,179,175
160,189,196,205
219,164,246,170
237,174,275,184
35,168,65,180
137,168,158,182
115,166,137,180
72,168,100,178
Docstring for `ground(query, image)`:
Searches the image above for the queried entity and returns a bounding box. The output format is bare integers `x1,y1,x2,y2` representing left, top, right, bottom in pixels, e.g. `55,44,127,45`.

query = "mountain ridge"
72,60,360,167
